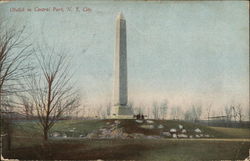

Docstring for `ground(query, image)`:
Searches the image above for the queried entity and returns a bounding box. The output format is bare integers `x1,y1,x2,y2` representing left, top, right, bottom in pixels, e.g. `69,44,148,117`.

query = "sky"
0,1,249,116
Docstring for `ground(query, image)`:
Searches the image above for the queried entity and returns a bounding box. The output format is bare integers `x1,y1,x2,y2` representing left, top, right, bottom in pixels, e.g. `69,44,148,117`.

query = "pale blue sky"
1,1,249,112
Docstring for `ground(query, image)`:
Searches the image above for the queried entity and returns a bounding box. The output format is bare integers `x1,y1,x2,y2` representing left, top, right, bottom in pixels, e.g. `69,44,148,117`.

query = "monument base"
110,105,133,119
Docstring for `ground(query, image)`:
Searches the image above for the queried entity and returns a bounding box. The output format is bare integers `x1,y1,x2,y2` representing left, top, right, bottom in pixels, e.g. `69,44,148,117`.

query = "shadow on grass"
4,139,250,160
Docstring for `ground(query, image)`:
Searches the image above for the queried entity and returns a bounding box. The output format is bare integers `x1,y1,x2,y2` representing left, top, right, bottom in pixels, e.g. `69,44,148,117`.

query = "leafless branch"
27,46,80,140
0,20,32,111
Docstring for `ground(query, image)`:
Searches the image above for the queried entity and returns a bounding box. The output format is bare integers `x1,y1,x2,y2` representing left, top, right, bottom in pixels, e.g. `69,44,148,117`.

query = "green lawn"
210,126,250,138
12,119,249,138
5,139,250,160
3,119,250,160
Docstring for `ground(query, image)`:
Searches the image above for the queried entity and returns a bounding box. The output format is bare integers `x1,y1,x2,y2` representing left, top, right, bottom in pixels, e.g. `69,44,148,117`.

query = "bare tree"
127,100,135,114
184,109,192,121
184,105,202,122
105,101,111,117
224,105,232,121
0,22,31,105
96,104,107,119
159,100,168,120
81,104,87,118
27,47,80,140
146,107,151,119
224,103,244,127
171,106,182,120
235,104,243,123
0,98,14,151
152,101,159,120
230,105,238,123
206,104,212,125
194,105,202,121
133,102,145,116
17,95,34,119
0,21,31,153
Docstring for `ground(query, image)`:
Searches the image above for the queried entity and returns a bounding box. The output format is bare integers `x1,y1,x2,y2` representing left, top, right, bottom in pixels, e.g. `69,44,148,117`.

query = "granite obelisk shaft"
111,13,133,119
113,13,127,106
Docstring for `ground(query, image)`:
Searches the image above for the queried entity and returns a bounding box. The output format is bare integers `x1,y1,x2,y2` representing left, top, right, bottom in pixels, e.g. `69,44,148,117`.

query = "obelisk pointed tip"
117,12,125,20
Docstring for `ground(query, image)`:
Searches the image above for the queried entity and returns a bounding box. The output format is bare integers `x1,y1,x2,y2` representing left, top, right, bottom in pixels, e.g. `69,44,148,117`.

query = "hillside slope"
44,119,250,139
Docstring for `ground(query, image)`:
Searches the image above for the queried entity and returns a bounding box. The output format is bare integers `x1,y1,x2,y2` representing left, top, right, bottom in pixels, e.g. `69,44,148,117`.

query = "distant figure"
135,114,145,120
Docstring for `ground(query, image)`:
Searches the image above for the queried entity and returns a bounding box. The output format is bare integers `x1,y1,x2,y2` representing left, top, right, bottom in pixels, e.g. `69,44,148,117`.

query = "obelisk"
111,12,133,119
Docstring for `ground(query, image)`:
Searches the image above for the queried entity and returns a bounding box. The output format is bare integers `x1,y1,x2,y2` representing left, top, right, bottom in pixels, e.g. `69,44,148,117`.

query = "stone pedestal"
110,105,133,119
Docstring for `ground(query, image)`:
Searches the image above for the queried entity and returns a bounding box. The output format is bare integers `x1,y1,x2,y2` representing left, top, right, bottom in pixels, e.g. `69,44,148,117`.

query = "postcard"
0,0,249,160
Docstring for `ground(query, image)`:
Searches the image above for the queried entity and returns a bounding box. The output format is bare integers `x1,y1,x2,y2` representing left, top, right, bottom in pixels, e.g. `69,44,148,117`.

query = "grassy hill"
12,119,250,140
